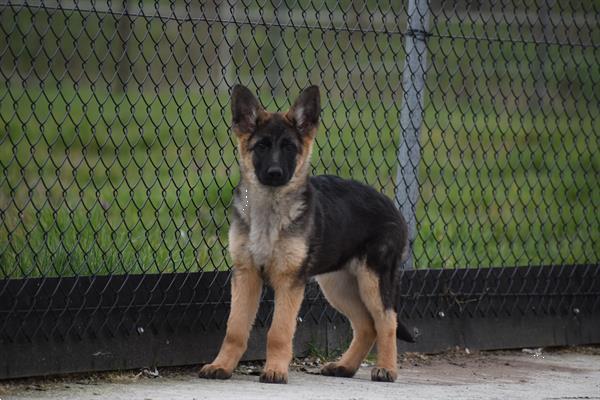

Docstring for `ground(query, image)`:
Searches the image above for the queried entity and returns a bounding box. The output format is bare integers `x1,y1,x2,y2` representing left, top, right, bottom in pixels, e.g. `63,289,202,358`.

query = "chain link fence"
1,0,598,277
0,0,599,379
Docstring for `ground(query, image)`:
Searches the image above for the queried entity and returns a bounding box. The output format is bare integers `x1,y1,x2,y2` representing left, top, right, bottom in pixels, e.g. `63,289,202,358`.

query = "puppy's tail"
396,319,416,342
397,240,415,342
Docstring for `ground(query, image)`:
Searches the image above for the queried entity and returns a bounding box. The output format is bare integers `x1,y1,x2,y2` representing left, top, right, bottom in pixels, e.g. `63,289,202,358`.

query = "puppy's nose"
267,166,283,180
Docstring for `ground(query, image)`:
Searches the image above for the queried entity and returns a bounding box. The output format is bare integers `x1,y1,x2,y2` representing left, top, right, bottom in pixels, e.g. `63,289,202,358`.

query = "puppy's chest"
247,206,284,267
236,191,307,269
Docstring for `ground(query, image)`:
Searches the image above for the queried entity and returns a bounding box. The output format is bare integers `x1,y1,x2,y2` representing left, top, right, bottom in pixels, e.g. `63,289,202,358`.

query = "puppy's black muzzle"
261,166,287,186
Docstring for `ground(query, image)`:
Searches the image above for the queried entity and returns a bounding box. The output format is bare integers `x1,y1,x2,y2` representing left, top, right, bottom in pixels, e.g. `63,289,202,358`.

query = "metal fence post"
395,0,430,269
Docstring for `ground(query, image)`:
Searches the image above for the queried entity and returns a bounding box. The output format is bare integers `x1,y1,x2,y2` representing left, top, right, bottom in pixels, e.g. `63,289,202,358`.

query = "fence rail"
1,0,599,379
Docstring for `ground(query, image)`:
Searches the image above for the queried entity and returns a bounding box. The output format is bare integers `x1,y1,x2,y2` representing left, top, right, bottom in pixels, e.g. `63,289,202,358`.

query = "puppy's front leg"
199,267,263,379
260,278,305,384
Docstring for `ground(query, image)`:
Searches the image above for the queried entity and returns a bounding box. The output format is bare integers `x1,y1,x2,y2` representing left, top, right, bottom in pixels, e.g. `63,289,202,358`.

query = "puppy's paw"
259,368,288,384
371,367,397,382
320,362,356,378
198,364,233,380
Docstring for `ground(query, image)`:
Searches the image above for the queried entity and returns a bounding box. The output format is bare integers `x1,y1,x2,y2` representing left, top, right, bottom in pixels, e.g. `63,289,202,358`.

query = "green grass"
0,82,598,277
0,85,238,276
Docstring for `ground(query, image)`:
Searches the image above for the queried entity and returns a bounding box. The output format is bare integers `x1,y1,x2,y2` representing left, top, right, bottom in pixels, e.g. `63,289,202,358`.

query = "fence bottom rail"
1,264,598,379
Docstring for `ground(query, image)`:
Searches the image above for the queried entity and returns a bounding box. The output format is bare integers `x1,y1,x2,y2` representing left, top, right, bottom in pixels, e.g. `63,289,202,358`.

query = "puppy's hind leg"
316,269,376,378
355,264,398,382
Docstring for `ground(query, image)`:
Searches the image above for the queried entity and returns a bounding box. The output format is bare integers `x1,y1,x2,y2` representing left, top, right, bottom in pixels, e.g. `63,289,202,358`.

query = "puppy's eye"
282,142,297,153
254,141,270,152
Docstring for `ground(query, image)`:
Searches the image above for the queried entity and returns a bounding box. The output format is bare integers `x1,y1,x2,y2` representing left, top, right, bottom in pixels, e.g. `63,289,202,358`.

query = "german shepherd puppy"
198,85,410,384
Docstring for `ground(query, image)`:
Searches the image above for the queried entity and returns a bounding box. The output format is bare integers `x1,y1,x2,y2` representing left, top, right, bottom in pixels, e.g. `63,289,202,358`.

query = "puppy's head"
231,85,320,187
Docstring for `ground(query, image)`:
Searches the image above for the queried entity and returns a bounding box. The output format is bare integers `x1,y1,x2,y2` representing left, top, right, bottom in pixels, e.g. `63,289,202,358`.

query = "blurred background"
0,0,598,276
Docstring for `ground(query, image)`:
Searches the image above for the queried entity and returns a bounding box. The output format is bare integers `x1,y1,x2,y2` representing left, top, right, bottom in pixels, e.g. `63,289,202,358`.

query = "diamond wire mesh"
0,1,598,343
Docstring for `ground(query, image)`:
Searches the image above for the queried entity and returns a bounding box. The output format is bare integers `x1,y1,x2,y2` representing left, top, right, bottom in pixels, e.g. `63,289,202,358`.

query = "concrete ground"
2,348,599,400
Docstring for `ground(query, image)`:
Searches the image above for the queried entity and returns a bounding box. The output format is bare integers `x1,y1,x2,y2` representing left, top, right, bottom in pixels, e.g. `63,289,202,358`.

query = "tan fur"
231,185,309,270
316,268,376,374
232,114,313,271
227,218,250,262
260,235,308,382
202,87,401,384
262,280,305,383
226,227,307,383
237,138,257,186
202,110,312,382
199,266,263,377
354,263,398,379
236,115,314,195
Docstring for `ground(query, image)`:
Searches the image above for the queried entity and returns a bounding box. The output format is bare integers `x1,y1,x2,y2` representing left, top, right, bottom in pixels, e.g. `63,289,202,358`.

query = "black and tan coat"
198,85,411,384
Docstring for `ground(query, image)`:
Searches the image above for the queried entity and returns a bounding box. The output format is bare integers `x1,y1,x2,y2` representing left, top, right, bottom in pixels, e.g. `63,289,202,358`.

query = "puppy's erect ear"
287,85,320,136
231,85,263,136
